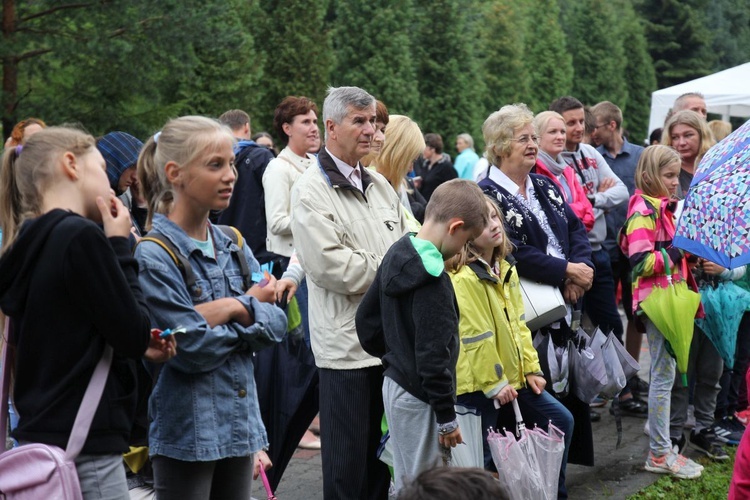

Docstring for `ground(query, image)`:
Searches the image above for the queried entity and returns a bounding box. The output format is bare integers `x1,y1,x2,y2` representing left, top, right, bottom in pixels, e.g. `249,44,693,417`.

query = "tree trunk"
2,0,17,142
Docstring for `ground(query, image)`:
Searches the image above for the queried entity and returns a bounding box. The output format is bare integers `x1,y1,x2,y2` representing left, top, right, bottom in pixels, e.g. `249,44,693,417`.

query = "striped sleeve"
622,211,670,278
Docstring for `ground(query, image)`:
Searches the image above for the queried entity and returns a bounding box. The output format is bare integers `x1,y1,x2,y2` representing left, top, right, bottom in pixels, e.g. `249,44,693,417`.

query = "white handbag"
518,278,567,331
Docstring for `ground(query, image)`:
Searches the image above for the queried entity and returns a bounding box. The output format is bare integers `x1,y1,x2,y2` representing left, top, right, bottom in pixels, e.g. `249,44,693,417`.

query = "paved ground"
253,314,708,500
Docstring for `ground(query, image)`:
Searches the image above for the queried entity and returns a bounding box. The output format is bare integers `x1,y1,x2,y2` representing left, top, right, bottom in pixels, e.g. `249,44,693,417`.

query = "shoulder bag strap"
64,344,113,460
1,318,11,446
0,319,113,461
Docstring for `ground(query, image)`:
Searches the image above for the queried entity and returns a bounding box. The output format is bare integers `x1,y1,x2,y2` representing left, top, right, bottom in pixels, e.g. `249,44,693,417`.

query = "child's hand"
253,450,272,480
702,260,726,276
275,278,298,304
96,194,132,238
247,273,278,303
493,385,518,405
525,374,546,395
144,334,177,363
439,427,463,448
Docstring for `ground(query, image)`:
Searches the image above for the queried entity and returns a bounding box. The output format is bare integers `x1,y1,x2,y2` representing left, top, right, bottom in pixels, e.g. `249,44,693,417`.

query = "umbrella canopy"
674,119,750,269
488,400,565,500
696,281,750,369
639,251,701,386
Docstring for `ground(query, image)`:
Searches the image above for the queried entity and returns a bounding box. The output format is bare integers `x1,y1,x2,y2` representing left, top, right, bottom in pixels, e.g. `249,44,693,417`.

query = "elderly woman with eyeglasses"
477,103,596,478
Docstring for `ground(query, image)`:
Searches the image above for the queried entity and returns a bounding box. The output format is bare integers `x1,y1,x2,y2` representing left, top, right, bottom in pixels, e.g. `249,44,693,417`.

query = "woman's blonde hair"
1,127,95,252
662,110,716,166
708,120,732,142
634,145,681,198
448,198,513,272
376,115,425,190
483,103,534,167
137,116,235,230
533,110,565,138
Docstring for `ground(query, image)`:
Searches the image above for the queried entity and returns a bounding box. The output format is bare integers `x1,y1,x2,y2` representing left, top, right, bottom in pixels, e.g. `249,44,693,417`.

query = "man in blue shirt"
591,101,646,398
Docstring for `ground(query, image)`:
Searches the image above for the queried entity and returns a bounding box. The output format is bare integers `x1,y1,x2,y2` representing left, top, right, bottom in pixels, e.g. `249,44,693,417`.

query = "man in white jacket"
291,86,408,499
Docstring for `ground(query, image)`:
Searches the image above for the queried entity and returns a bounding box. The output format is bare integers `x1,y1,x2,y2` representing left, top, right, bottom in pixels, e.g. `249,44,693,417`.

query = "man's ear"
61,151,79,181
326,119,336,141
447,218,465,235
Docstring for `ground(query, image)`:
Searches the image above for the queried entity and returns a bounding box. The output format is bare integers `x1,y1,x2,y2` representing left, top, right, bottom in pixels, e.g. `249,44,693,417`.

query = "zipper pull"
384,221,394,231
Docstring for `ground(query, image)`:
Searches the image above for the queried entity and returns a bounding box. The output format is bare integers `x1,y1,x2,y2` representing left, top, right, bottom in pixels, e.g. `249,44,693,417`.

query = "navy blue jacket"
218,141,276,265
479,173,593,287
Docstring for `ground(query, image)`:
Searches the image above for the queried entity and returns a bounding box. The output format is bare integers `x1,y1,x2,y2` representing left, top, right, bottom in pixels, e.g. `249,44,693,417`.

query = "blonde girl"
0,127,173,498
450,198,573,498
376,114,428,228
134,116,287,500
620,145,703,478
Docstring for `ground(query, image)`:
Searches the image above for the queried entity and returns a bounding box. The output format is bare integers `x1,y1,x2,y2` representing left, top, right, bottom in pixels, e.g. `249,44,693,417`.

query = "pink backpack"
0,320,112,499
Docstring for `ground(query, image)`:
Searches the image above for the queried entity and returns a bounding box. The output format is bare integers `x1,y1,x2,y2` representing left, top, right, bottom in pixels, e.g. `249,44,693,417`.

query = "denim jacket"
135,214,287,461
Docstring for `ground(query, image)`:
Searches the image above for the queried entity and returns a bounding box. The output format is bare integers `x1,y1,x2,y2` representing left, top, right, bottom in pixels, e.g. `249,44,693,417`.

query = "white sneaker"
645,451,702,479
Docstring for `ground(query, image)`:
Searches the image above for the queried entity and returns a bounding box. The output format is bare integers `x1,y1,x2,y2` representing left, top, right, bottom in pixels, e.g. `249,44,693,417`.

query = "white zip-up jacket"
291,147,408,369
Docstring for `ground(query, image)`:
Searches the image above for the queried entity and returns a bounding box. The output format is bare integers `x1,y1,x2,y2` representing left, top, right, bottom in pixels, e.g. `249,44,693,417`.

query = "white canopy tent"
648,62,750,135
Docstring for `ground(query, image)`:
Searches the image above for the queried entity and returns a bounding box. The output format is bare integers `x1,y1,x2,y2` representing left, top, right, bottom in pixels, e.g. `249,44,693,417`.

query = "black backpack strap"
216,225,252,289
137,234,202,298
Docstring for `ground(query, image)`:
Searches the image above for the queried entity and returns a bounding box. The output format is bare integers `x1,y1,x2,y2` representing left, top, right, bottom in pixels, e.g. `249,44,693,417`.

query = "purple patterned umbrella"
674,119,750,269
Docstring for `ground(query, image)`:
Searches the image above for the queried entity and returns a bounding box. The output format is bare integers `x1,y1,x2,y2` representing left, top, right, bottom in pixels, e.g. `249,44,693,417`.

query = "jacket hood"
0,209,76,317
382,234,444,297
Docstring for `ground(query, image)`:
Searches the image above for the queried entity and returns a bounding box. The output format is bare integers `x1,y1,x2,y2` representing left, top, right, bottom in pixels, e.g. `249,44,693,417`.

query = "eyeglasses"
510,135,539,146
593,123,610,130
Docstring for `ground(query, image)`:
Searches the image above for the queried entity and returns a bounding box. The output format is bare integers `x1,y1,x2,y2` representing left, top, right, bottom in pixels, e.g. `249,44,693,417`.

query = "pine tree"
521,0,573,112
478,0,529,116
330,0,418,116
254,0,333,133
412,0,485,157
704,0,750,70
612,0,657,143
637,0,717,88
562,0,628,109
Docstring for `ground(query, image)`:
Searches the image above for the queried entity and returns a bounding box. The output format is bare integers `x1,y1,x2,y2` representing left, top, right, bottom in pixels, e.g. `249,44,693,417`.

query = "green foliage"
638,0,717,88
254,0,334,135
521,0,573,113
562,0,628,109
478,0,530,116
330,0,418,117
1,0,745,146
705,0,750,70
175,0,264,121
612,0,657,142
412,0,485,157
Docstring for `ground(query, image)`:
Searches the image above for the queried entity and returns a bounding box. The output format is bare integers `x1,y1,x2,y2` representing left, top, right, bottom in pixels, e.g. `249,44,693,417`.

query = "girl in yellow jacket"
450,198,574,499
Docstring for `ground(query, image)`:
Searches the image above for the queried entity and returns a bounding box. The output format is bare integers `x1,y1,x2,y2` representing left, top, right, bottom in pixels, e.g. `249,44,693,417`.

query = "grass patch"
629,448,736,499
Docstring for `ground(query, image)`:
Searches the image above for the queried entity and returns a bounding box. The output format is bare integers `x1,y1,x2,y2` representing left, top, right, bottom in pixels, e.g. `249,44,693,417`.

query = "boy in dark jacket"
356,179,489,493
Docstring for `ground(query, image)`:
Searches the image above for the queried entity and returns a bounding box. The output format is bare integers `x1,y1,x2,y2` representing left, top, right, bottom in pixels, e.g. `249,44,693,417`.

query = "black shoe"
590,410,601,422
690,429,730,460
610,397,648,418
671,434,687,454
629,376,649,396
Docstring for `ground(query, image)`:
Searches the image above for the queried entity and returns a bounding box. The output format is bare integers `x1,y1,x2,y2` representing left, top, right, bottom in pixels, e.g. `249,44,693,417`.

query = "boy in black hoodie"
356,179,489,492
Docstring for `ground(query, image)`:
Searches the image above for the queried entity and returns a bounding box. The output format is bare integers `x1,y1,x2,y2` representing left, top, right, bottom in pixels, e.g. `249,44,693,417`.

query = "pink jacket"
534,160,595,232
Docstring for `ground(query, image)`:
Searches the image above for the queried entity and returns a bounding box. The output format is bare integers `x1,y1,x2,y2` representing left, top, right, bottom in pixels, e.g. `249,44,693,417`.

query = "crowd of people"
0,85,748,500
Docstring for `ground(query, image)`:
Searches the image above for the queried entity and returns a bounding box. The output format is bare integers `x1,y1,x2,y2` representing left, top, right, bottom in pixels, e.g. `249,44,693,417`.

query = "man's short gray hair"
323,86,376,126
457,133,474,149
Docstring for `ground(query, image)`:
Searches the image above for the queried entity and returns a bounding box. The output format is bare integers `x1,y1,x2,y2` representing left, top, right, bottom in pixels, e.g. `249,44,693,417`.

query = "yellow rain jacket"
451,257,543,397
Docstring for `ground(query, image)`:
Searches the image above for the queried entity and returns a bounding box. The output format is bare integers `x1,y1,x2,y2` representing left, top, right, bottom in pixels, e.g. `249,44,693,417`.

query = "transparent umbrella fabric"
487,400,565,500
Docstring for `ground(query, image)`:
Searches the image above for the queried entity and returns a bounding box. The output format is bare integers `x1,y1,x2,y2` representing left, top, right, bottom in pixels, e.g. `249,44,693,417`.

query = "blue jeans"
457,388,574,499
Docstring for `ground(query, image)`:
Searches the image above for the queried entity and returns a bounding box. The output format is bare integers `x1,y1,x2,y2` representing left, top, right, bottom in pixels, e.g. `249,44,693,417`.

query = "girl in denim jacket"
134,116,287,500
